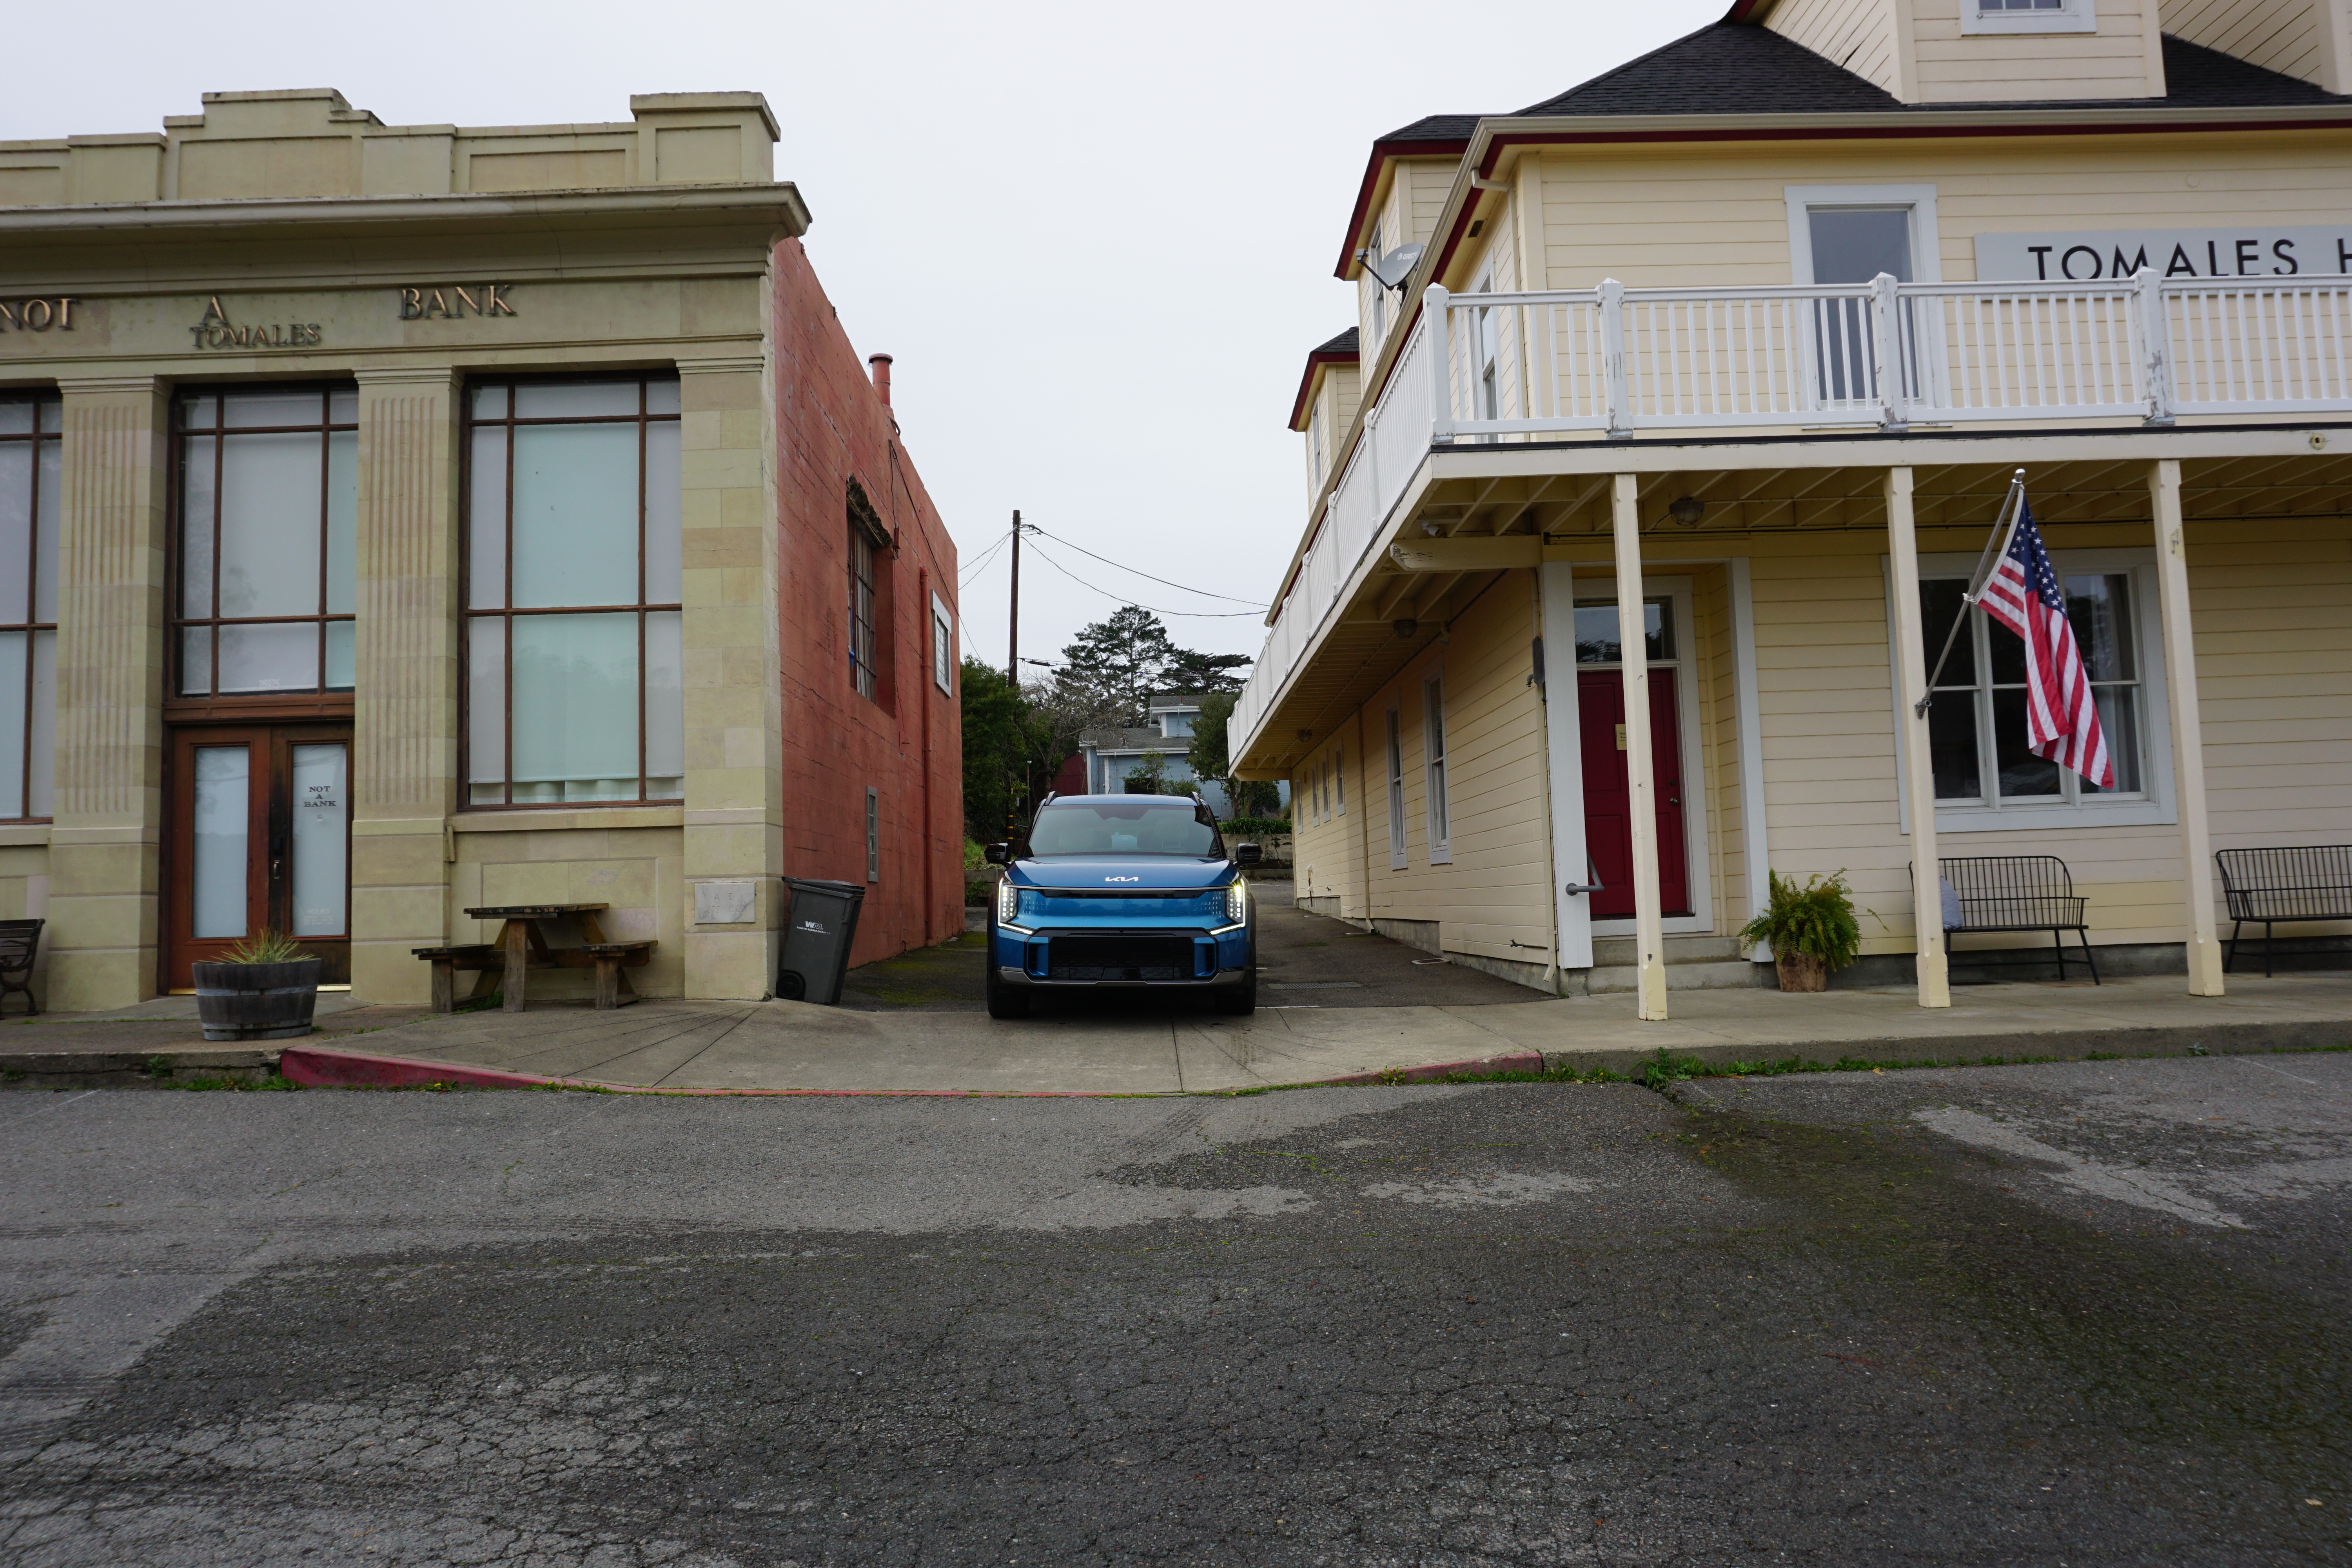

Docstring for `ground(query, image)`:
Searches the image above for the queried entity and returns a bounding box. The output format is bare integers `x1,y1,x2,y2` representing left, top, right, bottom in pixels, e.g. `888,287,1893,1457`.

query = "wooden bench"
2216,844,2352,977
411,944,499,1013
581,941,655,1009
1917,854,2099,984
0,918,41,1017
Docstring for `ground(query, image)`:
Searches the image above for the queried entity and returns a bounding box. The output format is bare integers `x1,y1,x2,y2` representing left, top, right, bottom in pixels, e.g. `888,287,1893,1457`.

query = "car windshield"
1027,801,1218,858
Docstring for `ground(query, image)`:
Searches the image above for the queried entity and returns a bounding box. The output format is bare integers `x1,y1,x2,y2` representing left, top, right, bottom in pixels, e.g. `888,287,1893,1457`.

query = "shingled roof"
1311,327,1360,356
1511,24,2347,118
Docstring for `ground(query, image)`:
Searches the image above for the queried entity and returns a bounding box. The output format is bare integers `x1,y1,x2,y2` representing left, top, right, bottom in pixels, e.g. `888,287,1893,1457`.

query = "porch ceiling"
1234,445,2352,777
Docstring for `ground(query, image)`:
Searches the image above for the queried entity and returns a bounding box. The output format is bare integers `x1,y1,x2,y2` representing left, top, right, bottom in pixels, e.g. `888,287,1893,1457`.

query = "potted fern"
191,931,322,1042
1739,871,1862,993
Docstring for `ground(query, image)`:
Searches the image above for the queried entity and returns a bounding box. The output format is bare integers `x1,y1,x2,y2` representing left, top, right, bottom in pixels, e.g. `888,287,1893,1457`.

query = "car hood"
1009,856,1234,891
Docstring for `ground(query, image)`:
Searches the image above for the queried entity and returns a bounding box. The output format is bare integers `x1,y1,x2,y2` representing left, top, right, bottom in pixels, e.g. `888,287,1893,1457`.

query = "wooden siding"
2162,0,2326,84
1911,0,2166,102
1766,0,1907,98
1517,138,2352,292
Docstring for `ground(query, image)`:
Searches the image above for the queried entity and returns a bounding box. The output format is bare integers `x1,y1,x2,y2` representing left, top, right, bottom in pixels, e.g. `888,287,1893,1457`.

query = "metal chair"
0,918,43,1016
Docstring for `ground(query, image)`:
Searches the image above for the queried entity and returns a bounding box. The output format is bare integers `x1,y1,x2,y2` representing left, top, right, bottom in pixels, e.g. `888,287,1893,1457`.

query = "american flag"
1976,496,2113,788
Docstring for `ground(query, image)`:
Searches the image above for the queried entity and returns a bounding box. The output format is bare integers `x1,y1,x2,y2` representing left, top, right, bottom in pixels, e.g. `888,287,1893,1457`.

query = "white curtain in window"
510,613,639,802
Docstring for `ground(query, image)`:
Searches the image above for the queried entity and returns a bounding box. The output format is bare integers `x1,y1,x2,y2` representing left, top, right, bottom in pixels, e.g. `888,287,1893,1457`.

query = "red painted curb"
276,1043,1552,1098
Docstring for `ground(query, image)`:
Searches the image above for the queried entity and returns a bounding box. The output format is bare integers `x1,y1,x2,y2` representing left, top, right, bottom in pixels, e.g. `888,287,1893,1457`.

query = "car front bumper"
991,924,1251,989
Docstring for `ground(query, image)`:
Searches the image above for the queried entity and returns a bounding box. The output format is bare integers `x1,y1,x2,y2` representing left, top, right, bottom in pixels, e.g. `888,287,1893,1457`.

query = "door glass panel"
219,622,319,693
290,744,348,937
510,612,637,802
218,432,323,616
511,423,638,608
192,746,250,940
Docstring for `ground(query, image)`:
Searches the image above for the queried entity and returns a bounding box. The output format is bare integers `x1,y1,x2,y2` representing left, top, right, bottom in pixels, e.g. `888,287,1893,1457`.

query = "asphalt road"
1,1050,2347,1566
840,889,1543,1012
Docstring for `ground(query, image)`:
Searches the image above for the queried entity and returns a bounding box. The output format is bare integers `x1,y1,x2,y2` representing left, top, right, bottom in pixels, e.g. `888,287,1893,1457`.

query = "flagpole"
1913,468,2028,719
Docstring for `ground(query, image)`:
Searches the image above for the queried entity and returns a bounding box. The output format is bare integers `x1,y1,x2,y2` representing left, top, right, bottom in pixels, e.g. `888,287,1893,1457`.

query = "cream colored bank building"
0,89,967,1011
1243,0,2352,1011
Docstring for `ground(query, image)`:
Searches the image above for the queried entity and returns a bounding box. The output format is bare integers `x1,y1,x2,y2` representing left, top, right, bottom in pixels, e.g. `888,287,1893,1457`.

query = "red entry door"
1577,670,1691,920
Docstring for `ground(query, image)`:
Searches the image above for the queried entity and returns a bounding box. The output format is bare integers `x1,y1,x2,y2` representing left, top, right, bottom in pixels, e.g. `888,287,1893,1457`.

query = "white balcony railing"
1230,270,2352,756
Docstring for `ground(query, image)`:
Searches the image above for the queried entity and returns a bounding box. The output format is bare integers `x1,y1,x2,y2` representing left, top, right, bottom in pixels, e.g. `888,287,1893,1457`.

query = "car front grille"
1045,934,1198,982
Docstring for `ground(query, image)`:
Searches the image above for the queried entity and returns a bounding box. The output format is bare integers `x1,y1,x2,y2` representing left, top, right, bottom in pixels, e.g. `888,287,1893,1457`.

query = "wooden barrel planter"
191,958,323,1042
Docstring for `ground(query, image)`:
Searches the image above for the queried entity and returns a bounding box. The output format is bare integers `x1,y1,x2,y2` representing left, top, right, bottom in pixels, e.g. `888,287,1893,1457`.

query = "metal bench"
2215,844,2352,977
1916,855,2099,984
0,918,41,1016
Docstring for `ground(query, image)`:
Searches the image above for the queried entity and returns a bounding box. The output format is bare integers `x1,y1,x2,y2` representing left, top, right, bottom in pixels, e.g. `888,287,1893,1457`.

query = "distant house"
1067,694,1289,818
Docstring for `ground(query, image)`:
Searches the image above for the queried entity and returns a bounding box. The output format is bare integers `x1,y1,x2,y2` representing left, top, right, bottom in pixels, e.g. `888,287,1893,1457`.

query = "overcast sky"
7,0,1725,679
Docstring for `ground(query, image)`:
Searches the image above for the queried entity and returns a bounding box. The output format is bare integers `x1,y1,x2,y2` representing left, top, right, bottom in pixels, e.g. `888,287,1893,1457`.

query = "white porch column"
1538,560,1592,974
2149,459,2225,996
1611,473,1668,1020
1884,467,1951,1009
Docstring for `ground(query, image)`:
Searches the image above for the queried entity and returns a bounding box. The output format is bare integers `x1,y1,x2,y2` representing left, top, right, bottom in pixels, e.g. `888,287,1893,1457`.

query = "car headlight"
996,877,1020,925
1225,878,1248,925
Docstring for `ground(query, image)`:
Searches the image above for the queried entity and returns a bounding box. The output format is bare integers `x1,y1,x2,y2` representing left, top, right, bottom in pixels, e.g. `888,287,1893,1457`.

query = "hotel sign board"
1976,227,2352,282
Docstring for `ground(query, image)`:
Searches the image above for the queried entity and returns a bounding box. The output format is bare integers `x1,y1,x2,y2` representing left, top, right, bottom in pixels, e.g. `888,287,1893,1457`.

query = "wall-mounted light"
1392,619,1418,640
1667,495,1706,527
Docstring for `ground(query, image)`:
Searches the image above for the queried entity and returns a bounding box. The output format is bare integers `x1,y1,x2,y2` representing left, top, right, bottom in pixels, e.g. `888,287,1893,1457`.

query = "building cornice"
0,181,811,243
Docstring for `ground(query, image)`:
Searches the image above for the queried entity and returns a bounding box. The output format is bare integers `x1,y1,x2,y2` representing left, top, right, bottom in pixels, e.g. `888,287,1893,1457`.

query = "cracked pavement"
2,1051,2348,1565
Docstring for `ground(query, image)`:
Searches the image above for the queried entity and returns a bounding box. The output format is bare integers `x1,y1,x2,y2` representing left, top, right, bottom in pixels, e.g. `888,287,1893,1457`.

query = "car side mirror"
1233,843,1263,867
984,842,1011,865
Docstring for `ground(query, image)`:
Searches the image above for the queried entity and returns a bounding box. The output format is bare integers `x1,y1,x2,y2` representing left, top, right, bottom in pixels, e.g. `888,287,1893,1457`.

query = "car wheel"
1214,962,1257,1016
984,941,1030,1019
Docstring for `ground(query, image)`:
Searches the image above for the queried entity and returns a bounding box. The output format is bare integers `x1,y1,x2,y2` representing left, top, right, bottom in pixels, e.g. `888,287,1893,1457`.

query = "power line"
957,527,1012,589
1023,543,1267,618
1029,525,1266,607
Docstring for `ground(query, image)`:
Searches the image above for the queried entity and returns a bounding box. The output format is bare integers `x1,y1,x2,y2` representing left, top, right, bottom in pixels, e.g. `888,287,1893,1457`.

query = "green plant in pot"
191,930,323,1042
1738,870,1862,993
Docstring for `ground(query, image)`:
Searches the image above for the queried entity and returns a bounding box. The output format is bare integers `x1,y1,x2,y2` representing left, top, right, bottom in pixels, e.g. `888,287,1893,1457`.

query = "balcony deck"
1232,272,2352,772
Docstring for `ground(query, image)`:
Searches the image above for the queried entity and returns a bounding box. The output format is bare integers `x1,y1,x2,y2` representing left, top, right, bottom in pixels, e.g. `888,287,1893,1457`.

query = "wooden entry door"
1577,670,1691,920
165,725,352,990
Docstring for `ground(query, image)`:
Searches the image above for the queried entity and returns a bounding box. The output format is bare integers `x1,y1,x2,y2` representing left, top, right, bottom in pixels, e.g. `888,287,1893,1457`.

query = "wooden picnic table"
461,903,641,1012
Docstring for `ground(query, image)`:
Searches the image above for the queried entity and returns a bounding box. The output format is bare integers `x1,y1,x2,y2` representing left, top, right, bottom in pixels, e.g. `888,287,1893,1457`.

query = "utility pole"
1006,510,1021,683
1005,511,1022,842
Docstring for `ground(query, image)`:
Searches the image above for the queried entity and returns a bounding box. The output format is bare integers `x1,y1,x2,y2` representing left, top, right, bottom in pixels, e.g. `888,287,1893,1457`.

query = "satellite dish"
1358,242,1425,292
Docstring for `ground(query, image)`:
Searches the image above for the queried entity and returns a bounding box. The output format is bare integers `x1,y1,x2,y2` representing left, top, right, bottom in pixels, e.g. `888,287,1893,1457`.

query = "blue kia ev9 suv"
983,794,1261,1019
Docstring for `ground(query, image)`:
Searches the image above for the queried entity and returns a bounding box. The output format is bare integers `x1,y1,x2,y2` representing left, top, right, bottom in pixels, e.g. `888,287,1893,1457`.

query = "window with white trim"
1385,707,1406,870
1897,550,2172,831
1963,0,2095,33
1423,673,1451,864
931,593,954,695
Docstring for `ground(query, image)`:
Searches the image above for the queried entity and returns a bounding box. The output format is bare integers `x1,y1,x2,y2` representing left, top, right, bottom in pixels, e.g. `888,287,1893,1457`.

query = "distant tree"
1164,648,1252,696
1053,606,1180,728
958,657,1028,841
1186,692,1234,801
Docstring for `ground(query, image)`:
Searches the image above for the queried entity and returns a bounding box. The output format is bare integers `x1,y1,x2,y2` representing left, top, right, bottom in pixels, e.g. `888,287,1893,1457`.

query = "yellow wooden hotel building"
1248,0,2352,1012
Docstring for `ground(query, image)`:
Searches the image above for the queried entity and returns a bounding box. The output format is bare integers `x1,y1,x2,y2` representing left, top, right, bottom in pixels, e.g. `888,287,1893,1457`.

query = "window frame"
1385,706,1407,871
0,394,59,822
168,383,360,706
1785,185,1943,288
1962,0,2096,34
1423,669,1452,866
1889,548,2176,835
866,785,881,883
849,524,879,704
930,592,955,696
458,373,685,811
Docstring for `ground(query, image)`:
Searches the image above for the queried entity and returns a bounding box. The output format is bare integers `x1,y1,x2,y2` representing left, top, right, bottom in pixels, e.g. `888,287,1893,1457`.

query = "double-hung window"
1911,556,2165,825
1423,673,1451,865
1385,708,1406,870
463,377,683,807
0,395,58,821
848,486,886,704
174,386,357,698
1964,0,2095,32
931,594,955,695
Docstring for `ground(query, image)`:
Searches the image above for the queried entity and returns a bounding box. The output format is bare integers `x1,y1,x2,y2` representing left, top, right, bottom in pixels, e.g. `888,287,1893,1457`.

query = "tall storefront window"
174,387,359,697
463,377,683,806
0,396,60,820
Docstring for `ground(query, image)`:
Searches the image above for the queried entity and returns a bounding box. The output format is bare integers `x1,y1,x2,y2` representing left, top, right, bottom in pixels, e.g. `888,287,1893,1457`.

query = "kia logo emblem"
1104,875,1141,883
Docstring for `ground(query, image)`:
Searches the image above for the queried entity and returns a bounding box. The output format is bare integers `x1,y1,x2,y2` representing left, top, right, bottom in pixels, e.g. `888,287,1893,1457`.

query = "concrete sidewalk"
248,967,2352,1094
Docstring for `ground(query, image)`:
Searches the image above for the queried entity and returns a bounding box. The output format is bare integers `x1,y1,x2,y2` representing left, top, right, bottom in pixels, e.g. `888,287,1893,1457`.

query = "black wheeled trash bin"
778,878,866,1004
